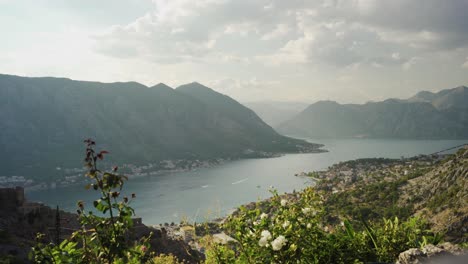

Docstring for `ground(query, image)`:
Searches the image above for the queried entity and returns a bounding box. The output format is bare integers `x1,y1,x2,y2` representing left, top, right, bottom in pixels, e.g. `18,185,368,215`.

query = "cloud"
261,24,290,40
93,0,468,68
209,77,278,91
402,57,421,71
463,57,468,69
206,77,281,101
2,0,467,105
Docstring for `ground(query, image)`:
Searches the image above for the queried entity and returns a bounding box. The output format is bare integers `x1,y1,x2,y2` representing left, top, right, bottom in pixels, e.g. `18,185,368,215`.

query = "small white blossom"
307,223,312,229
282,220,290,229
302,207,317,216
280,199,287,206
260,213,268,219
261,230,272,240
253,220,260,226
271,235,287,251
258,230,272,247
259,237,268,247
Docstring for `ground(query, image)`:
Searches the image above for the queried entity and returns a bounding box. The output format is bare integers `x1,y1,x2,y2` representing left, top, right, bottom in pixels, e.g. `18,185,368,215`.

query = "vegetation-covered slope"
0,74,320,179
401,148,468,242
313,146,468,242
198,147,467,263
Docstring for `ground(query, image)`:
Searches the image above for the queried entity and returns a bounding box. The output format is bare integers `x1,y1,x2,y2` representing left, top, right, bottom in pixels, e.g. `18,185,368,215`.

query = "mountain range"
277,86,468,139
0,74,321,179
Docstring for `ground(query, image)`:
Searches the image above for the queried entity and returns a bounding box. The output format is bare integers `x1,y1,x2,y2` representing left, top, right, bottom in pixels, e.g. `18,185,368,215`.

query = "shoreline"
19,145,327,193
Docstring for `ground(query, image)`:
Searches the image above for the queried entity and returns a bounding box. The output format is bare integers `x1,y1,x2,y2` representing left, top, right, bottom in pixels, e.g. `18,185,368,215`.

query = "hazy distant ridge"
277,86,468,139
243,101,309,127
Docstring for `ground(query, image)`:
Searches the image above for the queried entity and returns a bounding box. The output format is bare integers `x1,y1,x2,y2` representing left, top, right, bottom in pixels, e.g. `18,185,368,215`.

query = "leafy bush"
30,139,151,263
205,187,442,263
148,254,183,264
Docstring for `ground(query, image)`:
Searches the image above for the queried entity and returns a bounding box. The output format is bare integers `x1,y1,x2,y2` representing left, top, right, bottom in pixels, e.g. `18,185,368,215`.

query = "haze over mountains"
243,101,309,127
276,86,468,139
0,74,320,178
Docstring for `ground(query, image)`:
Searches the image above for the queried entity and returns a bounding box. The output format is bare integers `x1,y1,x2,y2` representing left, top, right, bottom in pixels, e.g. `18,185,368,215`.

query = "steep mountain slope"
409,86,468,110
277,86,468,139
176,83,313,153
314,146,468,242
243,101,308,127
401,147,468,242
0,74,321,179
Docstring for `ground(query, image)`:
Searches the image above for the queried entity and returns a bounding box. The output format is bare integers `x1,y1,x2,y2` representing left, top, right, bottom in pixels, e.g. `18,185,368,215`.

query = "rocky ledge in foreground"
0,187,203,263
397,243,467,264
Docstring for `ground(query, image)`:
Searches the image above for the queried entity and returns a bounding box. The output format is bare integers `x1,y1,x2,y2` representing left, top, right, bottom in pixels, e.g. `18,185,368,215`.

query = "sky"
1,0,468,103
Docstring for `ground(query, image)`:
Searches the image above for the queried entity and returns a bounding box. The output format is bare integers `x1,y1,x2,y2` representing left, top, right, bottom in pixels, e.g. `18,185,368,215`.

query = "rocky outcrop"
397,243,467,264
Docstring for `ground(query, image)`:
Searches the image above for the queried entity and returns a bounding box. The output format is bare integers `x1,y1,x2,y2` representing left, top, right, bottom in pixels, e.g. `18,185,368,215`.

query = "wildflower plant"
206,187,442,264
218,188,333,263
31,139,151,263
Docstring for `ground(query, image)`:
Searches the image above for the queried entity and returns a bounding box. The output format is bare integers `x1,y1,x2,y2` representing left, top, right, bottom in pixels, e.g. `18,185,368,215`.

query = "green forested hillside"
0,74,320,179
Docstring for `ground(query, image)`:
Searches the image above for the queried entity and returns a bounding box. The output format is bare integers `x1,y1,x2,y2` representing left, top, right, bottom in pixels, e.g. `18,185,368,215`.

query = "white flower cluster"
258,230,272,247
271,235,287,251
301,207,317,216
280,199,287,206
282,220,290,229
260,213,268,219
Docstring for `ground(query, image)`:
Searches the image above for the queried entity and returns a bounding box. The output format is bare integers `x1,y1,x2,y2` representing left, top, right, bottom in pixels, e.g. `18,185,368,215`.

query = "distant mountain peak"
0,73,319,179
176,82,212,91
454,85,467,91
151,83,173,90
277,84,468,139
314,100,340,105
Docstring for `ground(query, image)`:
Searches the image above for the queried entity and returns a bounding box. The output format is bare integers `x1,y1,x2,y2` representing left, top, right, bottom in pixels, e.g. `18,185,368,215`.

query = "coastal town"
0,158,227,191
296,153,448,194
0,145,322,191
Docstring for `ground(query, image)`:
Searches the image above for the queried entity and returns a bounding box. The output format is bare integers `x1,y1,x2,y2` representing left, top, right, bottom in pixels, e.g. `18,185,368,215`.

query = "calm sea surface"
27,139,467,225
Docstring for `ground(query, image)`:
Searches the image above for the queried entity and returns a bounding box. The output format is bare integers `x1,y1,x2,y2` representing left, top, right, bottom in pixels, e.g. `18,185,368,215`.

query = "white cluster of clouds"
95,0,468,68
1,0,468,103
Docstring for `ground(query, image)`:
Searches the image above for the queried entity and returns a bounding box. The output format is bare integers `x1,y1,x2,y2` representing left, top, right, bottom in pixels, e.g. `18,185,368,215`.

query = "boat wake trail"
232,178,248,185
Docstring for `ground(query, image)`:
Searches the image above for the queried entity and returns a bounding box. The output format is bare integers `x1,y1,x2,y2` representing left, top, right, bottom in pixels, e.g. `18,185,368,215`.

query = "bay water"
27,139,467,225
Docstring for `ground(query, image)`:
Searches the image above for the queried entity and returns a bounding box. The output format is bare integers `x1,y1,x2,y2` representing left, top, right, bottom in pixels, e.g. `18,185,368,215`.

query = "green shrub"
30,139,151,263
206,187,442,263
